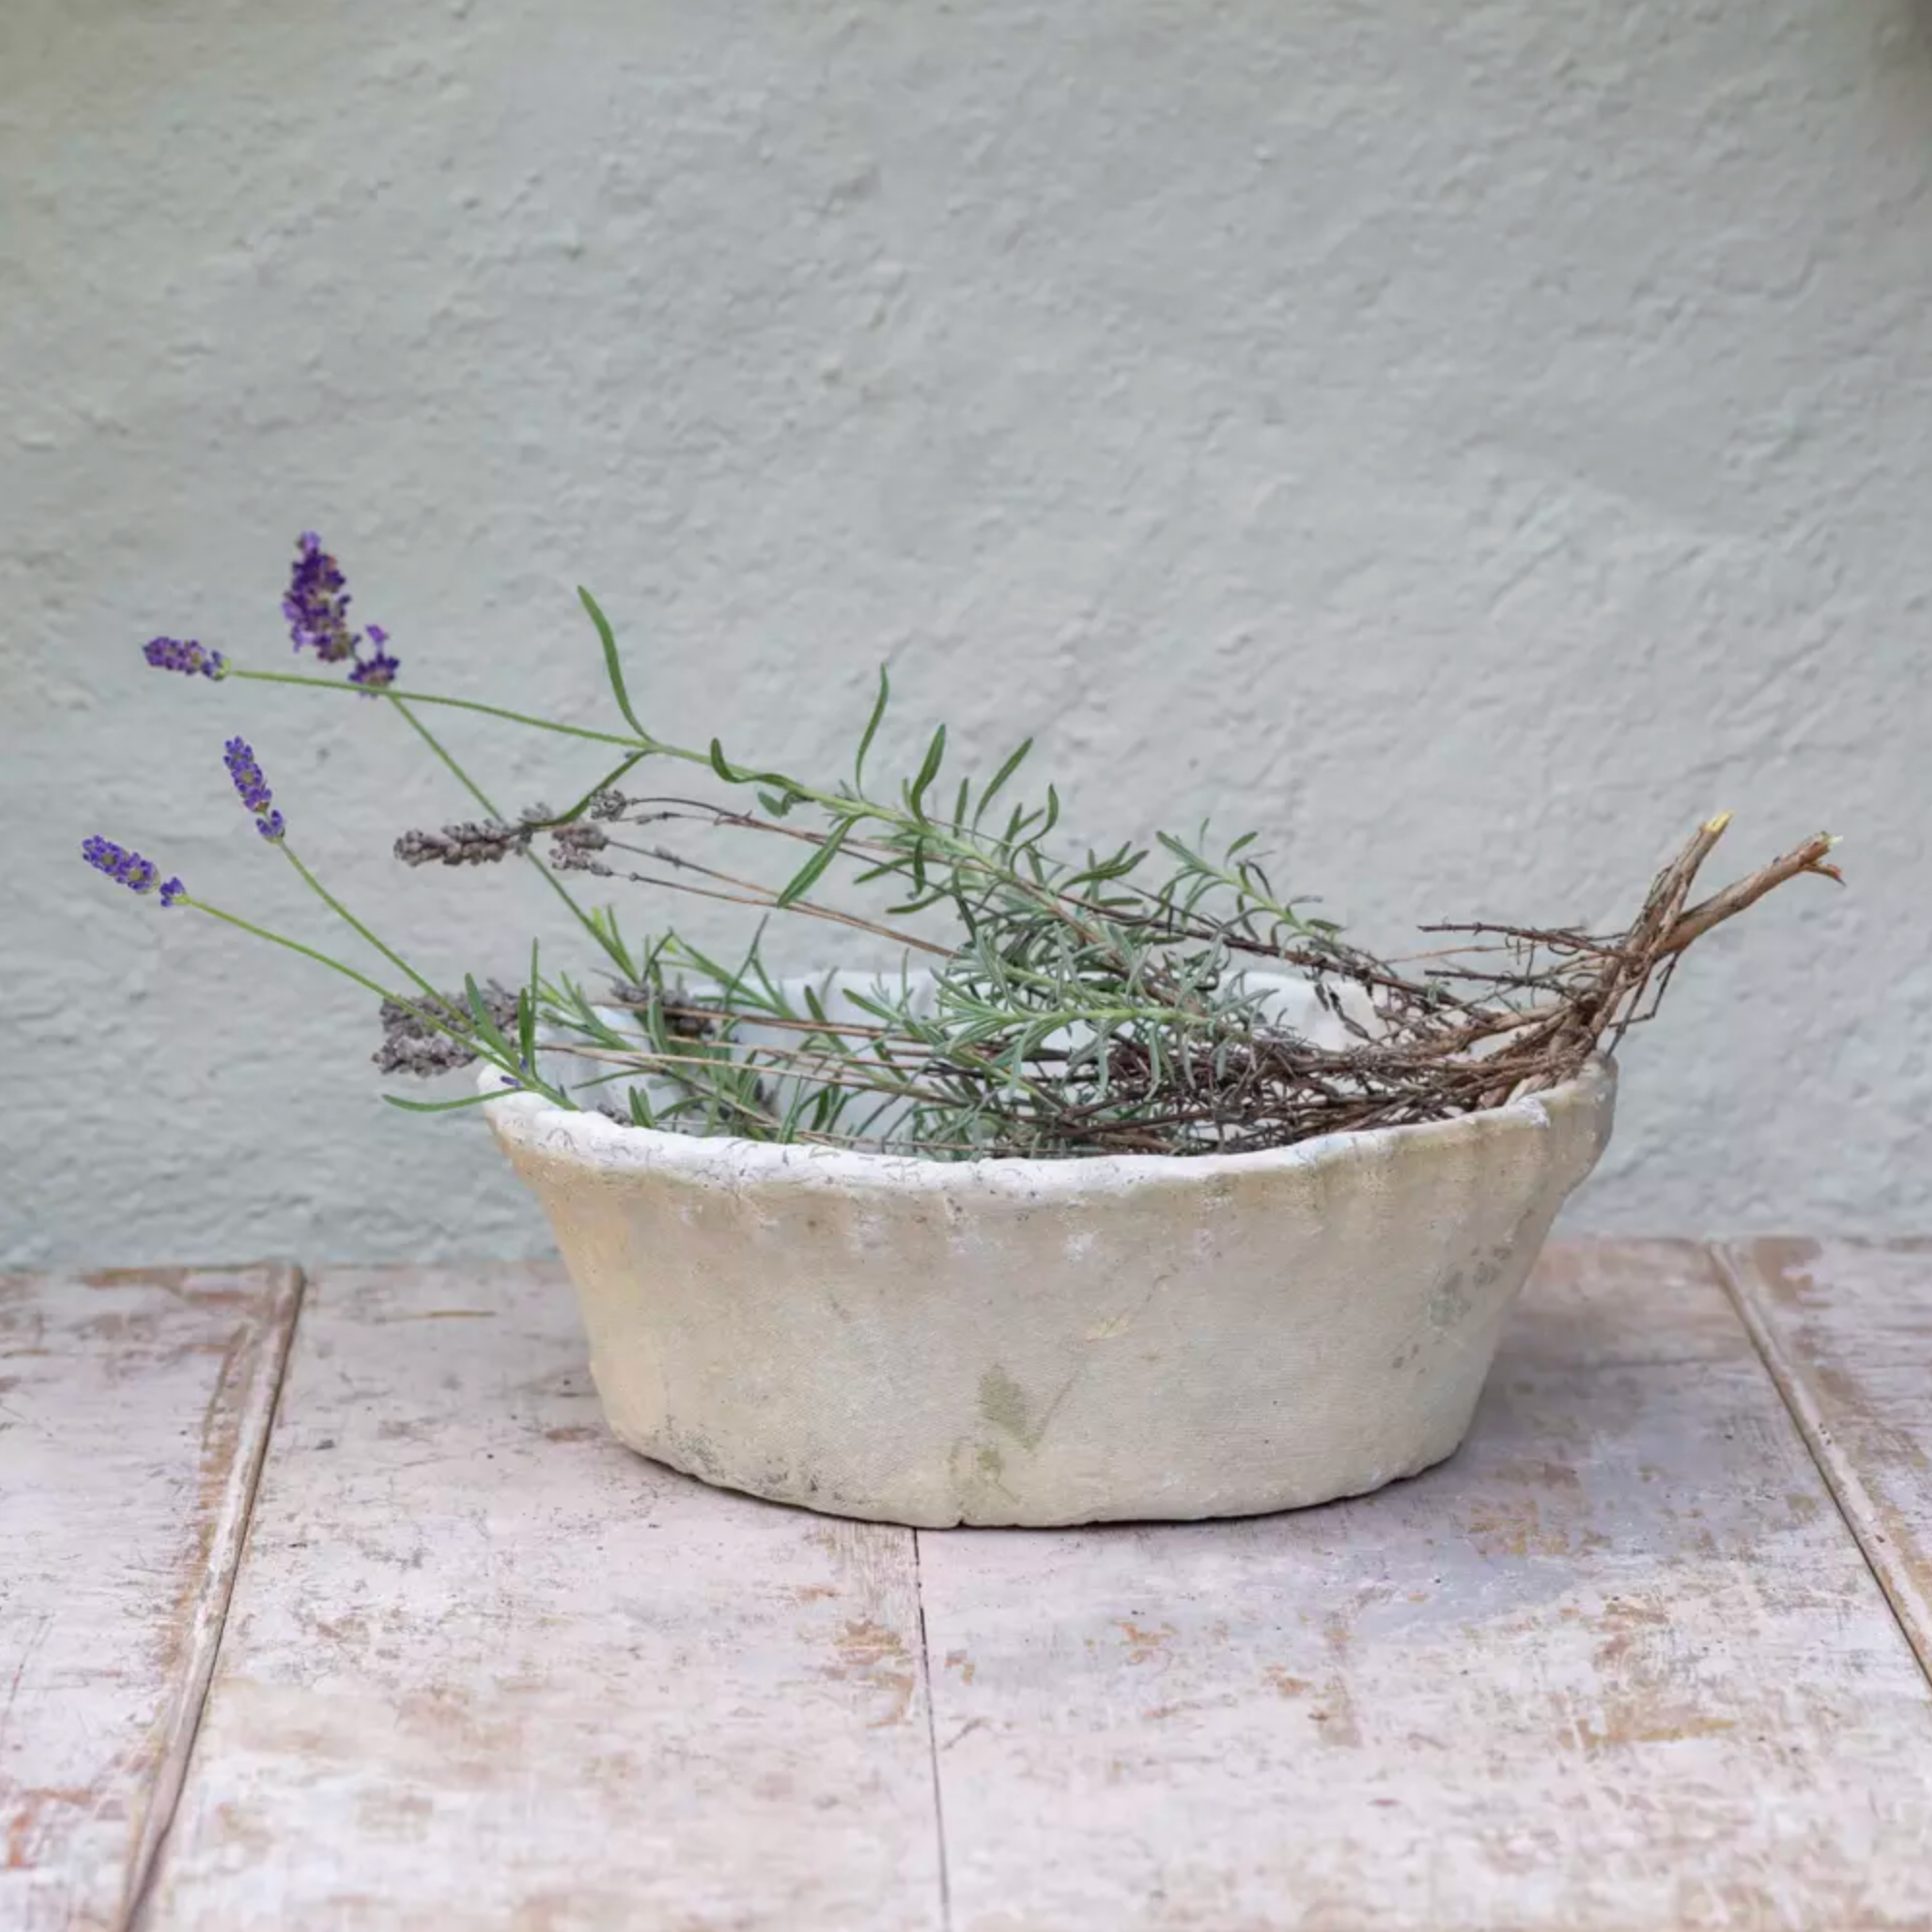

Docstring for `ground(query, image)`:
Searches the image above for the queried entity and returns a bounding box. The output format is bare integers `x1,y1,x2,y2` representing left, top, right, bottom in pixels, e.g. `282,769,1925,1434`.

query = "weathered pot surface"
482,976,1615,1527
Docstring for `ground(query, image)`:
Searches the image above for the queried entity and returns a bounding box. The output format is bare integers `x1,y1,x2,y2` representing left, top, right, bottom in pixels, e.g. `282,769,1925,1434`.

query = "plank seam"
1710,1241,1932,1692
119,1264,309,1931
912,1528,955,1932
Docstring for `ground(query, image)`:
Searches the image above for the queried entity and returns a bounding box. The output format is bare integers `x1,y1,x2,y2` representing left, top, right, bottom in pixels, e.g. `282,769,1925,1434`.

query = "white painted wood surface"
0,1264,298,1932
916,1242,1932,1930
1718,1237,1932,1680
9,1244,1931,1930
142,1263,944,1932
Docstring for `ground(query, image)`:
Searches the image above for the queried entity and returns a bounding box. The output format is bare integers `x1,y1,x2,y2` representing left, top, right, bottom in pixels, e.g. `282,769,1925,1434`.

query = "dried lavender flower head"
392,803,552,868
547,822,610,874
373,986,521,1077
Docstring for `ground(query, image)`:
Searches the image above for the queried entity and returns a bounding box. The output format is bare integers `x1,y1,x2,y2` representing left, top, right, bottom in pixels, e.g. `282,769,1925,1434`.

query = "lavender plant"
86,535,1844,1157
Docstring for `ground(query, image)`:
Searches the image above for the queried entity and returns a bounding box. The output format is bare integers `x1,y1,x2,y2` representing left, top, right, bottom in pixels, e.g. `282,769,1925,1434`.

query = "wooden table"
5,1242,1930,1931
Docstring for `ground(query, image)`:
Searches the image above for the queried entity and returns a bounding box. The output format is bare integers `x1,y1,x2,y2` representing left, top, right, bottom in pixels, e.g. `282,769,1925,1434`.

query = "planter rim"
479,1049,1617,1200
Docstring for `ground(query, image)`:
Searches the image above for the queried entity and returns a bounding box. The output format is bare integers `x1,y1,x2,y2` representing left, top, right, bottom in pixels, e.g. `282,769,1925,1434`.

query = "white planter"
482,977,1615,1527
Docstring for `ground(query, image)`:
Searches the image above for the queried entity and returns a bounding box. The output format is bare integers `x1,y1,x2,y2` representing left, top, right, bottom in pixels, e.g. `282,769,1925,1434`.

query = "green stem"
232,658,1146,1011
392,698,505,814
186,897,402,1005
232,669,655,752
278,841,442,1003
233,667,948,856
182,897,573,1110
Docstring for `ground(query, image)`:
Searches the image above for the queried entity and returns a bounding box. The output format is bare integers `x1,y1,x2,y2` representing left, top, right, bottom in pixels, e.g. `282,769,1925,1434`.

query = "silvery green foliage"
522,660,1388,1159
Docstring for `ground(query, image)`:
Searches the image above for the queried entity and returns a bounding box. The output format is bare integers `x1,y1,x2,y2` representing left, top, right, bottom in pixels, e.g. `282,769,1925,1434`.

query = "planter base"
601,1399,1480,1529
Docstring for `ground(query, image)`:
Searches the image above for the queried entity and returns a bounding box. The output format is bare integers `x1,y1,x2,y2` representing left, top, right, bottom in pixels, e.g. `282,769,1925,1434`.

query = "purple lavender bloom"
348,623,400,692
283,533,401,689
224,735,272,814
81,834,129,879
143,637,228,679
223,735,285,839
81,835,180,902
284,532,359,663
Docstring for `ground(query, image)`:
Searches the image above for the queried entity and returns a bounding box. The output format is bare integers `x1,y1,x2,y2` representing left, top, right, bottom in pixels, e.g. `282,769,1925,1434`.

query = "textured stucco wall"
4,0,1928,1266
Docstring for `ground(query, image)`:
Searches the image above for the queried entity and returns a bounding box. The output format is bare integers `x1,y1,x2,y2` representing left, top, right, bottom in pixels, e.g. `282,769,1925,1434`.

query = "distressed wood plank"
1716,1236,1932,1681
143,1262,944,1932
0,1264,299,1932
917,1240,1932,1931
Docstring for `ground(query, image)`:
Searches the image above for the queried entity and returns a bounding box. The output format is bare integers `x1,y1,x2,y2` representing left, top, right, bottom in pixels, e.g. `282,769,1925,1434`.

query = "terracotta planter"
482,977,1615,1527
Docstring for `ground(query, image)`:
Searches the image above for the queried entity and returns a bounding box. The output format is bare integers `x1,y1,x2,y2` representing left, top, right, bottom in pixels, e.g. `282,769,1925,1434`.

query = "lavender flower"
284,532,401,688
284,532,358,662
224,736,285,841
143,637,228,679
81,835,182,903
548,822,611,873
224,735,271,813
393,819,536,866
374,986,521,1076
348,624,399,692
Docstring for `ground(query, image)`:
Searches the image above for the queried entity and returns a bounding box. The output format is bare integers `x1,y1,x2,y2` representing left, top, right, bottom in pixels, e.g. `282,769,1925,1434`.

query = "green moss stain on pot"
1427,1271,1474,1332
979,1365,1038,1448
948,1436,1017,1517
979,1360,1095,1457
978,1269,1181,1468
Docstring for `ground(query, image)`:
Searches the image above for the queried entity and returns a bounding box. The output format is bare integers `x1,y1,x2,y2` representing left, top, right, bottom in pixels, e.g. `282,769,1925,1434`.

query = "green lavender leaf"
775,817,856,908
855,665,890,789
907,724,947,821
383,1089,506,1113
577,587,649,741
974,737,1034,826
